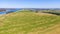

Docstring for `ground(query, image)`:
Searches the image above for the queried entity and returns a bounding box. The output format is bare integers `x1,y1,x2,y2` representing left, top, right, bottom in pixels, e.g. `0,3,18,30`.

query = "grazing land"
0,11,60,34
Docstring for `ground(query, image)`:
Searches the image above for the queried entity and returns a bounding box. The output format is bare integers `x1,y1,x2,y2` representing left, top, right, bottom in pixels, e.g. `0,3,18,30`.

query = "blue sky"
0,0,60,8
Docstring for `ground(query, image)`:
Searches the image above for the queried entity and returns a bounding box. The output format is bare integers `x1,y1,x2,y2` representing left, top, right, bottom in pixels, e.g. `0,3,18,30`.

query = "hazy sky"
0,0,60,8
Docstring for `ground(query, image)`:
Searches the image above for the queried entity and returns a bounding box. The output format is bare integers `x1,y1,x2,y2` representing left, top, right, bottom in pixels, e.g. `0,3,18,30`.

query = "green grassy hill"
0,11,60,34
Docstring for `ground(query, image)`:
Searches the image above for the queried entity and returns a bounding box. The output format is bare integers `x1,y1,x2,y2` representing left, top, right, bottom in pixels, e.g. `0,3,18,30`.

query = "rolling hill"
0,11,60,34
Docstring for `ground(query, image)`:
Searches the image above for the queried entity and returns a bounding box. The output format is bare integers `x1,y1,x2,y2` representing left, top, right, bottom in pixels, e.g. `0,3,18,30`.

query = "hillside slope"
0,12,60,34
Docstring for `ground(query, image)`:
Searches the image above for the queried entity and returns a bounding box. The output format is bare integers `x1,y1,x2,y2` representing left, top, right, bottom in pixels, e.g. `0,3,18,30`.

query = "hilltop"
0,11,60,34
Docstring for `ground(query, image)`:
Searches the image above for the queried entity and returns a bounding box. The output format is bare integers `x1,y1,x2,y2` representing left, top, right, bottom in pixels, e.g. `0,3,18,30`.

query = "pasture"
0,11,60,34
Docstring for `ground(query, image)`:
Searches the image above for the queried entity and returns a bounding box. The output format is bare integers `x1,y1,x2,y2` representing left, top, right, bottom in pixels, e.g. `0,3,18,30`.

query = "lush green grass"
0,11,60,34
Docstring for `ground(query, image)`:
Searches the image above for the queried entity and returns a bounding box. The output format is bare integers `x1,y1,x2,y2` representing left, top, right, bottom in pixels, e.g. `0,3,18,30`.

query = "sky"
0,0,60,8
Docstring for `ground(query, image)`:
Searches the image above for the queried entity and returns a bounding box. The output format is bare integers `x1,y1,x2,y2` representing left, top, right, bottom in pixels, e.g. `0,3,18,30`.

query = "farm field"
0,11,60,34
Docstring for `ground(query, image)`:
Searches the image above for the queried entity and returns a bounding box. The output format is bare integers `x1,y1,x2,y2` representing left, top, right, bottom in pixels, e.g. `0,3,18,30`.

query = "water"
0,8,21,14
0,12,6,14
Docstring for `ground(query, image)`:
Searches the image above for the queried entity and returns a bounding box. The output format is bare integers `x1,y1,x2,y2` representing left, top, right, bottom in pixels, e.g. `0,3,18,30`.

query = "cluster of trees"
19,9,60,15
24,9,60,15
40,10,60,15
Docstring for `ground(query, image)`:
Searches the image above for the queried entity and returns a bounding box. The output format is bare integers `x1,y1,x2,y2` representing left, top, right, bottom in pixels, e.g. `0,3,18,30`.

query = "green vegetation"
0,11,60,34
37,10,60,15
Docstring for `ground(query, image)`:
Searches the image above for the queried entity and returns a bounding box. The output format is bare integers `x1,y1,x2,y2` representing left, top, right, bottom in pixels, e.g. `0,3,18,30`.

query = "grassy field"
0,11,60,34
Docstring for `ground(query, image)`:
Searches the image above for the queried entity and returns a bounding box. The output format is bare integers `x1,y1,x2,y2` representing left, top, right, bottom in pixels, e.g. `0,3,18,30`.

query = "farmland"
0,10,60,34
